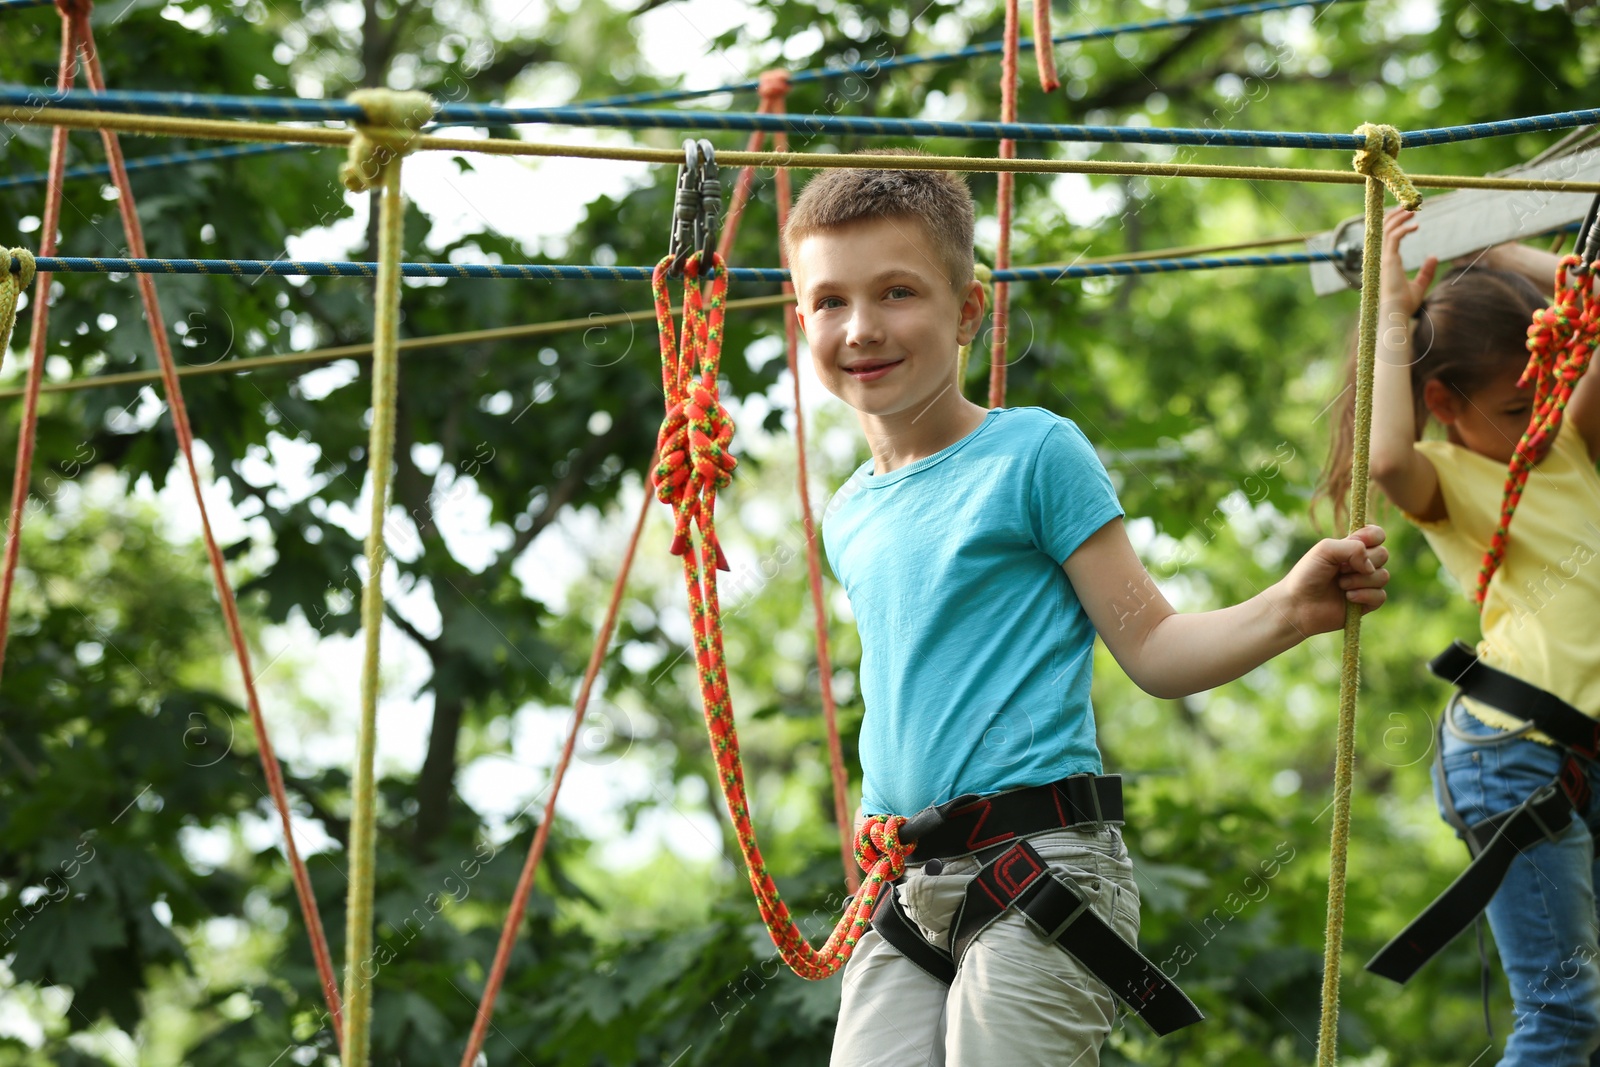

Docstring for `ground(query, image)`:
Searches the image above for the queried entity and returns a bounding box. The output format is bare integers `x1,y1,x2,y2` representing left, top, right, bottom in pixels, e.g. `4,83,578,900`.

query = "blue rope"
572,0,1355,110
0,142,309,191
9,85,1600,150
9,251,1335,281
0,0,54,10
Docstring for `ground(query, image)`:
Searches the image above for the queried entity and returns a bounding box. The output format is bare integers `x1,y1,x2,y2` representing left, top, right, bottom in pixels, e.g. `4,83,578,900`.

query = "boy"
784,150,1391,1066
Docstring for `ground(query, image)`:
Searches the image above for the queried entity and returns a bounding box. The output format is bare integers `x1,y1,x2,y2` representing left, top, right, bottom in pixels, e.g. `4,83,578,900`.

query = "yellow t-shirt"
1407,417,1600,740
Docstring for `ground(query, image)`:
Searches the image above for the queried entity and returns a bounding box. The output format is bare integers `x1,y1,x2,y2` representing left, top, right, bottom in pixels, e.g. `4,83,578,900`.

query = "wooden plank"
1307,144,1600,295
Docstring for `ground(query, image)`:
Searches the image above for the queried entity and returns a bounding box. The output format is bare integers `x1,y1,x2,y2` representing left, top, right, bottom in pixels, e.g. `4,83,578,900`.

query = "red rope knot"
53,0,91,18
652,253,735,570
853,815,915,882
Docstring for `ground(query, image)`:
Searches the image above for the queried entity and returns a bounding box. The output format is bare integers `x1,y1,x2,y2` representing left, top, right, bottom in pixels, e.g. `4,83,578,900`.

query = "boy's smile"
791,214,988,472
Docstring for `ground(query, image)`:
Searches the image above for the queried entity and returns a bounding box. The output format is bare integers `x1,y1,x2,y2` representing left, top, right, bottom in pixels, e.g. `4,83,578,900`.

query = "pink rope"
69,7,344,1040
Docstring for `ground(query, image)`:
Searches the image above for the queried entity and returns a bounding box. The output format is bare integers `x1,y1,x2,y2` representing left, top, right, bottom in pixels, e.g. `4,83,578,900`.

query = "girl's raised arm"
1368,208,1447,522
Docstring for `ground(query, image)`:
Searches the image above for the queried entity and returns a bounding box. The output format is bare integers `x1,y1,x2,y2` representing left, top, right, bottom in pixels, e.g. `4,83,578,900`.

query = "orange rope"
66,6,344,1038
711,68,858,893
764,71,859,897
0,4,77,687
1033,0,1061,93
991,0,1020,409
653,253,907,979
1475,254,1599,602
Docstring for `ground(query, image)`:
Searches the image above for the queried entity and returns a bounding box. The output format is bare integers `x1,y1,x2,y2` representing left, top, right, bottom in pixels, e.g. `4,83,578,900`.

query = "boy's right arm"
1368,208,1447,523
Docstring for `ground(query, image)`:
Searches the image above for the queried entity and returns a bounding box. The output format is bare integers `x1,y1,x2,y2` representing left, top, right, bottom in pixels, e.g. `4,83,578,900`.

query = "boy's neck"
860,393,993,476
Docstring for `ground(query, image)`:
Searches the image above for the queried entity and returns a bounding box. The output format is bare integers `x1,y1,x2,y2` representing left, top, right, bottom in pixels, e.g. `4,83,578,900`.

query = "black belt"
868,774,1202,1036
1428,641,1600,757
899,772,1124,862
1365,642,1596,986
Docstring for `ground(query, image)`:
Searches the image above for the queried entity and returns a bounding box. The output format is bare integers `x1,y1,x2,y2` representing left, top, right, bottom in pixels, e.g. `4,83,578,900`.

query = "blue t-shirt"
821,406,1124,816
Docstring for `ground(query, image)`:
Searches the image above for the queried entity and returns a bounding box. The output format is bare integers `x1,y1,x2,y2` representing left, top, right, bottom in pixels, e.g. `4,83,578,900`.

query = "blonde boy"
785,150,1391,1066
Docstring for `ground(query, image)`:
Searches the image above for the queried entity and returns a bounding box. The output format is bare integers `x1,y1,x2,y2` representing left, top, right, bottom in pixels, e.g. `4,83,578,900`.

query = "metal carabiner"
667,139,703,277
693,138,721,278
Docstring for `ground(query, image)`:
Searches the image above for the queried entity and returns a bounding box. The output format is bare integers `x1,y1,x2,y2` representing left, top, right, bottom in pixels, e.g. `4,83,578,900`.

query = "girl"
1321,207,1600,1065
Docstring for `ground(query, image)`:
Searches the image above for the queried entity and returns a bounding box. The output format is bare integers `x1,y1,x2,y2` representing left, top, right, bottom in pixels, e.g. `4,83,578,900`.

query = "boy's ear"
1421,377,1461,424
957,276,986,345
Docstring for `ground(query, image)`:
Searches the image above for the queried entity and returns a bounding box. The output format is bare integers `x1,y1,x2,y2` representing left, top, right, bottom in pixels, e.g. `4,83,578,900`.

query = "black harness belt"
1365,641,1596,985
867,774,1204,1036
1428,640,1600,757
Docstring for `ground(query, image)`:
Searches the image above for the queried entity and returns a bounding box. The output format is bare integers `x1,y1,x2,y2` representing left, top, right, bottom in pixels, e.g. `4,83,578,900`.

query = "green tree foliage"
1,0,1595,1061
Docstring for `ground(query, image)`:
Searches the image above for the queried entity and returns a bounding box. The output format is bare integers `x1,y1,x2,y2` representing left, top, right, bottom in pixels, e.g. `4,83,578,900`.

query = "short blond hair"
782,148,975,294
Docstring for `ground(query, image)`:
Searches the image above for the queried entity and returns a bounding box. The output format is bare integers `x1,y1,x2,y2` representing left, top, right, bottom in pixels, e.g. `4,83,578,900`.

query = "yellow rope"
340,90,420,1067
0,293,802,399
1352,123,1421,209
956,263,993,392
0,249,35,359
1315,123,1409,1067
8,105,1600,193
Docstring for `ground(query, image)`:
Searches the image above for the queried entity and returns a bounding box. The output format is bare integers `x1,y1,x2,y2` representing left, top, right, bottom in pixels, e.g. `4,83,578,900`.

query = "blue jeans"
1434,697,1600,1066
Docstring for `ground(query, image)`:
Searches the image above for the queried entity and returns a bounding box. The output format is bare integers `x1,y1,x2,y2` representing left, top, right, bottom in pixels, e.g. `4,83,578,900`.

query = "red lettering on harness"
950,798,1015,852
1561,757,1591,810
992,845,1043,899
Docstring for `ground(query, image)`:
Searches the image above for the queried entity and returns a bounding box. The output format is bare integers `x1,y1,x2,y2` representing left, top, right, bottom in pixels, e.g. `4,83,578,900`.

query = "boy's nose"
846,310,885,347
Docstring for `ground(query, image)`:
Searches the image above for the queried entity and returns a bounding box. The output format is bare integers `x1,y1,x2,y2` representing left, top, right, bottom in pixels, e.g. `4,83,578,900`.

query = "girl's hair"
1314,265,1548,529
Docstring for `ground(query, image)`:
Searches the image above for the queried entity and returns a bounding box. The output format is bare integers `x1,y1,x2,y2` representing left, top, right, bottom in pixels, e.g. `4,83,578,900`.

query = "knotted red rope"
0,3,344,1038
652,253,912,978
1475,254,1598,605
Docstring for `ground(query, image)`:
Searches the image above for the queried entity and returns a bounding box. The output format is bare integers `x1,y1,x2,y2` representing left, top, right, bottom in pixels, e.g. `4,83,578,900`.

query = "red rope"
762,72,858,896
1475,254,1599,603
0,8,77,687
1033,0,1061,93
653,253,908,979
62,9,344,1038
702,68,857,892
991,0,1020,409
455,476,656,1067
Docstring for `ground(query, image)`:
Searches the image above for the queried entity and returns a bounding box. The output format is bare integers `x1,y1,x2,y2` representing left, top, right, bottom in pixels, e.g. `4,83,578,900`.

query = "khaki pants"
830,826,1141,1067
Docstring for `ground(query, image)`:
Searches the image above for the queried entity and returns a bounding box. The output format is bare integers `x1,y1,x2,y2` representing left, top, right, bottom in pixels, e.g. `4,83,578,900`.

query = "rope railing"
0,249,1337,280
569,0,1358,110
8,105,1600,194
7,85,1600,150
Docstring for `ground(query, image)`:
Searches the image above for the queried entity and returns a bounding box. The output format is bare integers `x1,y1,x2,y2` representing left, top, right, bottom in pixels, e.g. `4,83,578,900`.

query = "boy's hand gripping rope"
1317,122,1419,1067
651,253,916,979
1476,255,1599,603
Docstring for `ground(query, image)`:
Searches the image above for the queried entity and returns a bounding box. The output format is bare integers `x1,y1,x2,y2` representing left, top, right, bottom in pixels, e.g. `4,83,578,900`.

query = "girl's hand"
1380,207,1438,319
1273,525,1391,636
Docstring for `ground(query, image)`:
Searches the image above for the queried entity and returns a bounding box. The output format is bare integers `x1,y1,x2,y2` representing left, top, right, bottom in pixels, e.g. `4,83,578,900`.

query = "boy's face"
792,215,983,420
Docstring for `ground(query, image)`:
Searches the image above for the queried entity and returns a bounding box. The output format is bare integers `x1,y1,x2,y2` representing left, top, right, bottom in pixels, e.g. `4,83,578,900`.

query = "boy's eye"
817,297,844,310
887,286,914,299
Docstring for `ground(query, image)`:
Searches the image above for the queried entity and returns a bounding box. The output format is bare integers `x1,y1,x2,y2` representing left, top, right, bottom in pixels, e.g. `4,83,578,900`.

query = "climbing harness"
1367,642,1596,992
865,774,1204,1036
